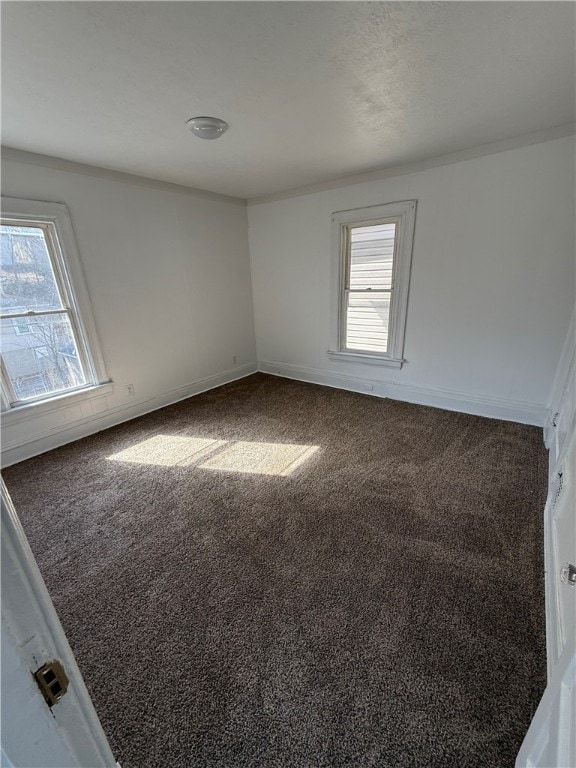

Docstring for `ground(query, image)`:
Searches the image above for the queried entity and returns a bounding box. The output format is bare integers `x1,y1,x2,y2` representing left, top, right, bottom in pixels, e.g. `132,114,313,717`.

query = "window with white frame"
1,198,108,408
330,200,416,368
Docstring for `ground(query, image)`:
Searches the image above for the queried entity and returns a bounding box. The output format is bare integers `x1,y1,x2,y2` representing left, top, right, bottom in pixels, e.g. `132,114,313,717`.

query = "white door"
1,480,118,768
516,419,576,768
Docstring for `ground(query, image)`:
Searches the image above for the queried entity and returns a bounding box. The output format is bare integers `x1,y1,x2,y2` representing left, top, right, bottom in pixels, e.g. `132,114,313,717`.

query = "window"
1,198,109,408
330,200,416,368
12,317,32,335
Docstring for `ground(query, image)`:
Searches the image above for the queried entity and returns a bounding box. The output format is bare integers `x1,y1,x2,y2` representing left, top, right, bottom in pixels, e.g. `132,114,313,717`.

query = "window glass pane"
1,313,86,401
0,225,63,313
345,292,391,353
349,222,396,290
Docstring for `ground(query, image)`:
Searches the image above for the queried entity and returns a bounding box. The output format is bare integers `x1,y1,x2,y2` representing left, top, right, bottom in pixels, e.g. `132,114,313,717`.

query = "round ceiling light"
186,116,229,140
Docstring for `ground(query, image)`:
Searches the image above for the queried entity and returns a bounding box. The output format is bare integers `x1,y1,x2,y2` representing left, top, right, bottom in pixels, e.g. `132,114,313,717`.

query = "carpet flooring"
3,373,548,768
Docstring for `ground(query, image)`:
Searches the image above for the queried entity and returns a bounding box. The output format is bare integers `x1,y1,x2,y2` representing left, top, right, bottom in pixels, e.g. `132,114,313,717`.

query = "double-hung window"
330,200,416,368
1,198,108,409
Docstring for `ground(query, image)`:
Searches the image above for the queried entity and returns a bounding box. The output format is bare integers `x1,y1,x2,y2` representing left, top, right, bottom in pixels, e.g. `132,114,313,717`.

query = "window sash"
342,290,393,354
2,308,73,319
0,218,95,405
340,217,400,355
1,309,91,406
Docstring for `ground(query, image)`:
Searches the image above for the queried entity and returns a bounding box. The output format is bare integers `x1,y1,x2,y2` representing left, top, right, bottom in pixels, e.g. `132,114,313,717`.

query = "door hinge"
33,660,69,707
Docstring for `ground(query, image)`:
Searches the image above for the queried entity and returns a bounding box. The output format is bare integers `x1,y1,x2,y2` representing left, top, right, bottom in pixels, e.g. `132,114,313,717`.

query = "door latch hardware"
33,660,69,706
560,563,576,587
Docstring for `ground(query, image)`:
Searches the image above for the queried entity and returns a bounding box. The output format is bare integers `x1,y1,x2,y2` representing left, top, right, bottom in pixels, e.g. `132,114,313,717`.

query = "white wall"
248,135,575,425
1,153,256,465
2,136,574,465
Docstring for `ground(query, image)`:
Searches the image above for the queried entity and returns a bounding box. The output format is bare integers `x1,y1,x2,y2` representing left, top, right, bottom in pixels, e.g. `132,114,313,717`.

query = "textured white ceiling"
2,2,574,199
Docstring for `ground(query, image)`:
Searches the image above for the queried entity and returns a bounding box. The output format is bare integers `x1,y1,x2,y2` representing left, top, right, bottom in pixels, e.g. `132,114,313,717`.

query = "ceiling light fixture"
186,116,229,140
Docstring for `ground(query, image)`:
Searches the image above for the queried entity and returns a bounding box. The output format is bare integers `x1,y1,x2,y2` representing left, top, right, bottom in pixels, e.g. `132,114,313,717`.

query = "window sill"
327,350,404,368
1,382,114,426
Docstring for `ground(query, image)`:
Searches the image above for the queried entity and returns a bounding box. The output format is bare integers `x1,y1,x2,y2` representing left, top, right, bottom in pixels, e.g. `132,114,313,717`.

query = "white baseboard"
2,357,549,466
1,363,257,467
258,360,549,426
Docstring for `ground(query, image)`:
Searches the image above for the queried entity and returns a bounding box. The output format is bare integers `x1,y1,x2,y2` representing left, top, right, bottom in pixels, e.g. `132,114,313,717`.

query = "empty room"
1,2,575,767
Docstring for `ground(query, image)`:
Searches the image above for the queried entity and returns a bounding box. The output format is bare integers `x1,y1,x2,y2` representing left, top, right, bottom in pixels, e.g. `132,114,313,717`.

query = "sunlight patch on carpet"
199,441,319,476
106,435,225,466
107,435,319,475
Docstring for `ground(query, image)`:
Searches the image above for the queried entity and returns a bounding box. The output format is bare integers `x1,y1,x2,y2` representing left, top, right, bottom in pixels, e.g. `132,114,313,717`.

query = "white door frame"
1,479,118,767
516,309,576,768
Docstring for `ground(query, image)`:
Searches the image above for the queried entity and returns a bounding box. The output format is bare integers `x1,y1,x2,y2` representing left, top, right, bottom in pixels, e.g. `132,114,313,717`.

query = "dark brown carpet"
3,373,547,768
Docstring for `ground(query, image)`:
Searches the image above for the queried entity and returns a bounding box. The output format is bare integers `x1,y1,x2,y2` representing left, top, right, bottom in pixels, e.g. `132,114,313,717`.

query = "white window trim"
1,197,111,415
328,200,417,368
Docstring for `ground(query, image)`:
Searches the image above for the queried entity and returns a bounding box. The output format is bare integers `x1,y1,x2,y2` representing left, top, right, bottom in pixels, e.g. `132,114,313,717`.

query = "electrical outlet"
125,384,135,397
232,355,238,365
364,383,374,392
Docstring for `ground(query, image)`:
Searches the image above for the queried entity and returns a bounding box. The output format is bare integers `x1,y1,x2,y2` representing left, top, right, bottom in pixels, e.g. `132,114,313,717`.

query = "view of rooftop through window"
0,224,87,402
